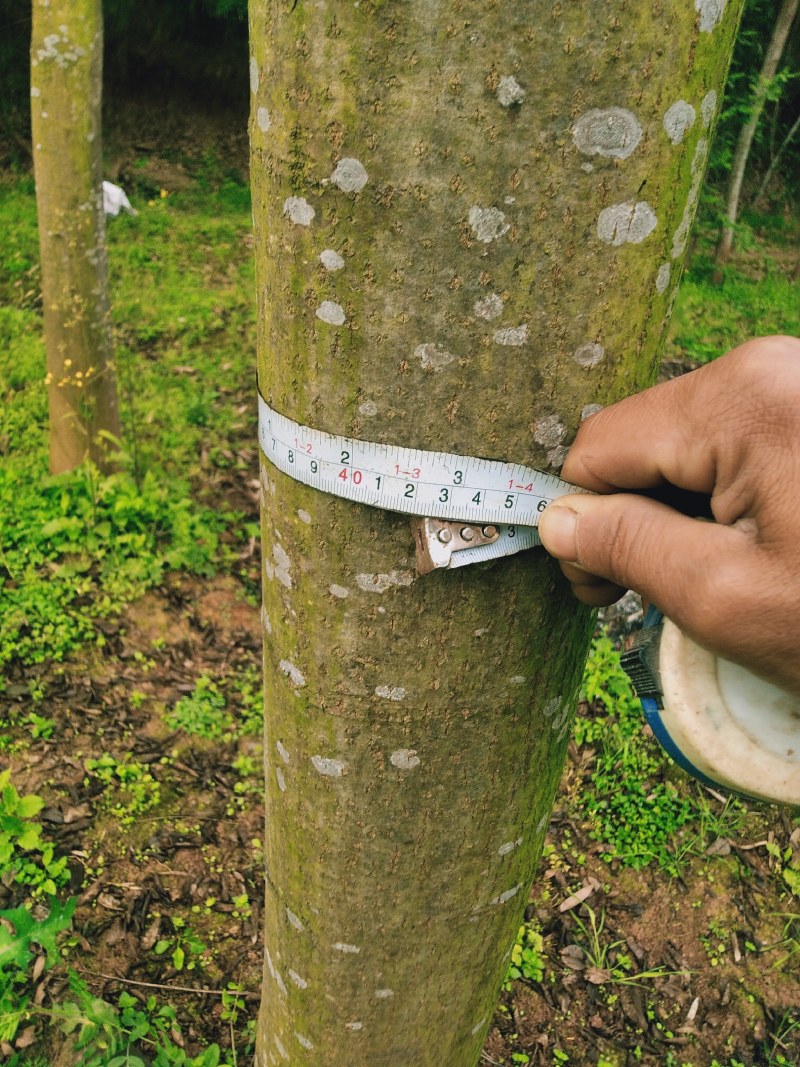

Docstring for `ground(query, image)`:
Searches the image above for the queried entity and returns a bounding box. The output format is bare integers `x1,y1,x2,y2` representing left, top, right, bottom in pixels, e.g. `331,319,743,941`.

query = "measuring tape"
257,394,584,569
257,393,800,806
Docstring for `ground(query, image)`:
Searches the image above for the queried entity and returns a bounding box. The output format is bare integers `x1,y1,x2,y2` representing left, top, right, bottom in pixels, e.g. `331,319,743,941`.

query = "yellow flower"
160,188,169,199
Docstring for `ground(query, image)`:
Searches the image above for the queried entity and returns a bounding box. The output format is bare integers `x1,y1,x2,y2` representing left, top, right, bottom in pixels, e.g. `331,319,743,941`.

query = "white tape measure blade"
258,395,581,528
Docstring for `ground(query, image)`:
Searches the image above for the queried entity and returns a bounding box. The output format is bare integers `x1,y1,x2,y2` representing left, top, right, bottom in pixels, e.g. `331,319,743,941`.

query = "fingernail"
538,504,578,562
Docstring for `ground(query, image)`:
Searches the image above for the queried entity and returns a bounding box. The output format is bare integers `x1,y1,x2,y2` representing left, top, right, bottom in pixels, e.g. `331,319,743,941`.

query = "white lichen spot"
275,767,286,793
279,660,306,687
552,701,572,732
415,342,456,371
257,106,271,132
490,883,523,906
283,196,315,226
695,0,726,33
663,100,696,144
312,756,346,777
496,75,525,107
358,399,378,417
597,201,658,246
375,988,395,999
275,969,287,996
249,57,259,94
701,90,718,128
581,403,604,421
533,415,566,449
547,445,569,469
319,248,345,271
536,812,549,834
468,205,510,243
375,685,407,701
572,107,642,159
297,509,312,525
474,293,503,320
286,908,305,932
471,1017,487,1037
274,1034,288,1061
332,942,360,953
288,969,308,989
295,1033,314,1050
316,300,346,326
345,1022,364,1032
509,675,526,686
656,262,671,294
581,162,594,173
390,749,421,770
276,739,290,764
331,157,369,192
573,342,605,368
355,570,414,593
492,324,528,346
261,606,273,635
329,583,350,598
498,838,523,856
672,138,709,258
30,87,40,97
543,696,562,719
273,542,292,588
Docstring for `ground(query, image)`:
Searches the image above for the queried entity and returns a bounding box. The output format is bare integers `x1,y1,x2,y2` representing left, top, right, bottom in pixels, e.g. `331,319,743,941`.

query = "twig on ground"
74,965,259,1000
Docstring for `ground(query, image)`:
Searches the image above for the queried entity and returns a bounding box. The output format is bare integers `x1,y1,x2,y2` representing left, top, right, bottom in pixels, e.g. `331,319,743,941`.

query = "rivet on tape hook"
411,518,500,575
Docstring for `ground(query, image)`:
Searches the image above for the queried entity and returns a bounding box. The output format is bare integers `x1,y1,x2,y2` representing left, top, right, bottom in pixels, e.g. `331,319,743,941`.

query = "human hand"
538,335,800,696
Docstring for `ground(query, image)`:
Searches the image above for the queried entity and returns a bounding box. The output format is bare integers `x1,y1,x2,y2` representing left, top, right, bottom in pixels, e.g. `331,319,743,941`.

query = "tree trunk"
31,0,121,475
752,108,800,209
714,0,798,275
249,2,742,1064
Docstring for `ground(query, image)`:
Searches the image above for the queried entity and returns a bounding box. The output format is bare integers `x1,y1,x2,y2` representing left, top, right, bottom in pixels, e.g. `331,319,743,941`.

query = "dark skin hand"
538,335,800,697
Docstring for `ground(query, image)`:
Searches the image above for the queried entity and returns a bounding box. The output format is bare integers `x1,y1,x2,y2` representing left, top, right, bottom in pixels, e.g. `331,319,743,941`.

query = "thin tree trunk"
714,0,798,275
249,2,742,1064
31,0,121,474
752,109,800,208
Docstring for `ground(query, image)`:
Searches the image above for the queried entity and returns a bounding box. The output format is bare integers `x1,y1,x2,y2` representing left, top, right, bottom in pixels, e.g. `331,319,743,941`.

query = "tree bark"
249,2,742,1064
714,0,798,275
31,0,121,475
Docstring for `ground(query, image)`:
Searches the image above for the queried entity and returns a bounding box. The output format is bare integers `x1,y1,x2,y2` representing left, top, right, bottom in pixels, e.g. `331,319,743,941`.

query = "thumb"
538,492,747,626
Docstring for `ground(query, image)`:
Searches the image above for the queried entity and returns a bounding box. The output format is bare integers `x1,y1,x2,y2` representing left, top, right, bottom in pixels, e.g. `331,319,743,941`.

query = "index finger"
562,338,797,497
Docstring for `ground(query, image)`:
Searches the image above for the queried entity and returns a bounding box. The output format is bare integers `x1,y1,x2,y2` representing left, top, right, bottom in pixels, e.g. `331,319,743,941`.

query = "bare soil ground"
2,96,798,1067
2,418,798,1066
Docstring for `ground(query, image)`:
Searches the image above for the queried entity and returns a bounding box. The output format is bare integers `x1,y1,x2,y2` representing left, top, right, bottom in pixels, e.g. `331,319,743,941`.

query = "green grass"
665,204,800,364
0,172,255,673
572,634,741,875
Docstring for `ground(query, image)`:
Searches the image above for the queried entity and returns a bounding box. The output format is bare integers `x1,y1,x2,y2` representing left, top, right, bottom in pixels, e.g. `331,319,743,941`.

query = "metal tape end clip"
412,518,500,575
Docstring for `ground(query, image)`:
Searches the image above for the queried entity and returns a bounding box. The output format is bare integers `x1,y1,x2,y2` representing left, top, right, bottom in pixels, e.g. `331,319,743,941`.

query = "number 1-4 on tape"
257,395,584,568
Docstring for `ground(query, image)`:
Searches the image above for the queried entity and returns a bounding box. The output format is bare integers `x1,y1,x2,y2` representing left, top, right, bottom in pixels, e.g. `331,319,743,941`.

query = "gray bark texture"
31,0,121,474
249,2,742,1065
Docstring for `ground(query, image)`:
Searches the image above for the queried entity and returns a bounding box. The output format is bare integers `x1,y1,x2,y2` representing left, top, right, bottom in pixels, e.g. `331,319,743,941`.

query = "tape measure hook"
412,518,500,574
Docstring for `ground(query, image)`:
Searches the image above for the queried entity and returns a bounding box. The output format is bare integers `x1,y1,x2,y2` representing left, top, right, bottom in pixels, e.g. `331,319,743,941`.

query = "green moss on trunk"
249,2,742,1063
31,0,120,474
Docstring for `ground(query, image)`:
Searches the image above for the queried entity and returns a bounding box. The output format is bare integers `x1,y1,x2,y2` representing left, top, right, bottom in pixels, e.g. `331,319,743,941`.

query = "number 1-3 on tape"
257,395,583,533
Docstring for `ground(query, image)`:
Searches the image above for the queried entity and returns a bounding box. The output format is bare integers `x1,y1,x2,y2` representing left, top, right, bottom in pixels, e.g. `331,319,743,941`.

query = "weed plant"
0,173,255,674
574,634,696,873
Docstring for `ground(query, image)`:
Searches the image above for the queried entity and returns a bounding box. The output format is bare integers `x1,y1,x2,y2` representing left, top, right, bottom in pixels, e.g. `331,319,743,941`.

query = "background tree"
249,2,744,1063
30,0,120,473
714,0,798,273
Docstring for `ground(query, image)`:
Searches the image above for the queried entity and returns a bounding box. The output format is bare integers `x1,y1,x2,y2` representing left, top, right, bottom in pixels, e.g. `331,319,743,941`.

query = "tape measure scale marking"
257,394,584,566
258,393,800,805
